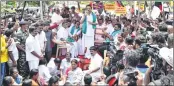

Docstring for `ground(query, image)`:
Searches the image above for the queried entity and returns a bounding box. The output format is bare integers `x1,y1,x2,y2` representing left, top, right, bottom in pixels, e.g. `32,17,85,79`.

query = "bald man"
167,25,173,48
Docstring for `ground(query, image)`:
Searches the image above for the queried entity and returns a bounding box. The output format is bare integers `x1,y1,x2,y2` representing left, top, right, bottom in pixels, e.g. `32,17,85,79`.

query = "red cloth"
49,23,59,29
65,67,71,76
108,77,117,86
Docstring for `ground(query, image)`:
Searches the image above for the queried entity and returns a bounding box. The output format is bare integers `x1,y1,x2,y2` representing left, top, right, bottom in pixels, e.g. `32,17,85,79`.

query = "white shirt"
8,38,19,61
26,34,42,61
47,58,61,76
82,13,97,36
106,24,114,35
60,58,71,75
57,26,69,41
38,65,51,82
88,53,103,74
35,31,47,50
51,12,63,24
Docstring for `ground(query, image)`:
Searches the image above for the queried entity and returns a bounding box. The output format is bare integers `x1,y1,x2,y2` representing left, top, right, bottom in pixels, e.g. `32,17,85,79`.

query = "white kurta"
35,31,47,55
57,26,73,56
38,65,51,82
26,34,42,70
60,58,71,75
82,53,103,83
81,13,97,58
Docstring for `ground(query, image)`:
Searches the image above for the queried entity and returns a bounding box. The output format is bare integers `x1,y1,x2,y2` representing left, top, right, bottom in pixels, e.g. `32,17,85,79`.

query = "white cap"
159,47,173,67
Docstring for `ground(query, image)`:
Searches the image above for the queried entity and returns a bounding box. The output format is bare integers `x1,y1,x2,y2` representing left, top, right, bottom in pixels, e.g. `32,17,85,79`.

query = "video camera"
141,44,165,80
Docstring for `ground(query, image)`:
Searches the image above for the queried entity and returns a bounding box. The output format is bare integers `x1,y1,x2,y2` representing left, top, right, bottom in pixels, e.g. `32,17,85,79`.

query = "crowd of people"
0,3,174,86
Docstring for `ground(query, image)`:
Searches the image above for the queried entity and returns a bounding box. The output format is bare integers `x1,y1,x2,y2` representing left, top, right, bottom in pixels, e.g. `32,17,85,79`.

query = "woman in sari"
65,59,83,85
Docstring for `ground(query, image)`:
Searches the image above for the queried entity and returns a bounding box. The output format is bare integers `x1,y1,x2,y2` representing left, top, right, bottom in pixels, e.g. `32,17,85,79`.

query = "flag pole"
40,1,43,20
21,1,26,21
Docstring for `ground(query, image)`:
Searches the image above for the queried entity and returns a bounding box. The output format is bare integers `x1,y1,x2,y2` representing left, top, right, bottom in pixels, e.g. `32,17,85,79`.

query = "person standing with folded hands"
26,26,43,71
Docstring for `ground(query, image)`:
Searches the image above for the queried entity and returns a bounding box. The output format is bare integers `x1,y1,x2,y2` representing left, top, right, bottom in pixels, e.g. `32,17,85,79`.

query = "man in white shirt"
35,23,47,55
26,26,43,71
57,21,75,58
106,19,115,35
60,52,71,75
47,58,61,76
38,59,51,82
83,46,103,83
68,21,82,58
50,8,64,30
51,8,63,25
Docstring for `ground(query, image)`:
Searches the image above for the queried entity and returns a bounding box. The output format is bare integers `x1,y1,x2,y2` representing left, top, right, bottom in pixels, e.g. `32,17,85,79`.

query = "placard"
104,4,116,11
115,7,127,14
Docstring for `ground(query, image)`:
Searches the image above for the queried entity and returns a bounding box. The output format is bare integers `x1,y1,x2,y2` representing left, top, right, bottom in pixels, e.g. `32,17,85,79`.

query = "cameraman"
145,47,173,85
118,50,143,86
134,35,150,84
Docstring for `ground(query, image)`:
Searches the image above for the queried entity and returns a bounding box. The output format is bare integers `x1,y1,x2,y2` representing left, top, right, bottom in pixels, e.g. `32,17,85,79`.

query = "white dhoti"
77,38,84,55
71,42,78,58
82,34,94,59
28,60,39,71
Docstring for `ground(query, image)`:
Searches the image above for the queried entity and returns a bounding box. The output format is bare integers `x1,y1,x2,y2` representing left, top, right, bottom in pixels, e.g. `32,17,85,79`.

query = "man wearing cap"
14,20,29,79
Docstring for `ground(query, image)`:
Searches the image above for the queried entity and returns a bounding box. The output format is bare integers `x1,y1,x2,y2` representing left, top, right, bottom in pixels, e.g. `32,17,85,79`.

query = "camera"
123,67,138,86
144,44,165,80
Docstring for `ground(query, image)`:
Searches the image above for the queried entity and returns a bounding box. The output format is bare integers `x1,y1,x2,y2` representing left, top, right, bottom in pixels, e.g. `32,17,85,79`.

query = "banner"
104,3,116,11
115,7,127,15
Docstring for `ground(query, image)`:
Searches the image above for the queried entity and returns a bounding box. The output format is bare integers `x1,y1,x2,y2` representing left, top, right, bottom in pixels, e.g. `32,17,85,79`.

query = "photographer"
145,47,173,85
118,50,143,86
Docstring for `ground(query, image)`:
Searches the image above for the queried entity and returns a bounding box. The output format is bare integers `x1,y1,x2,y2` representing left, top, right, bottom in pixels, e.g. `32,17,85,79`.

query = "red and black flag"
116,1,124,7
155,2,162,12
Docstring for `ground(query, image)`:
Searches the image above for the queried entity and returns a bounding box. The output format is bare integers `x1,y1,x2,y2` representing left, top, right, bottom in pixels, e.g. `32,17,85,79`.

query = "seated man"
104,23,121,43
82,46,103,83
56,20,76,58
67,20,82,58
47,58,61,77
